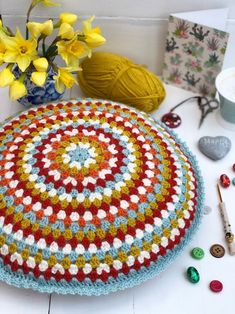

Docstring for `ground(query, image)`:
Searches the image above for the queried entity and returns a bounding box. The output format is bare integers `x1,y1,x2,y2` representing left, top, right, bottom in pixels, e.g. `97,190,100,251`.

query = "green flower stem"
6,27,14,36
43,38,47,56
50,62,58,72
37,34,43,48
19,72,27,83
77,34,86,42
7,64,14,71
44,36,60,58
26,1,43,39
26,3,34,39
53,21,61,29
0,16,14,37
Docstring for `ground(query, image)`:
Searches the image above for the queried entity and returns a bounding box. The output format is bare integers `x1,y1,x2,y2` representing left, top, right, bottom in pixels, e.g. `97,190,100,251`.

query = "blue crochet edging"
0,99,205,295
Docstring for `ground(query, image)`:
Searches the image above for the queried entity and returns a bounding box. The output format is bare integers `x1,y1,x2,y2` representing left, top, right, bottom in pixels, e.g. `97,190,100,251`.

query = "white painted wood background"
0,1,235,314
1,0,235,73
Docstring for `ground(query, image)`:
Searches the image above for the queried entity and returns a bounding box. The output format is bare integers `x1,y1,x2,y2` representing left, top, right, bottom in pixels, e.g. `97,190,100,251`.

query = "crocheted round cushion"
0,99,204,295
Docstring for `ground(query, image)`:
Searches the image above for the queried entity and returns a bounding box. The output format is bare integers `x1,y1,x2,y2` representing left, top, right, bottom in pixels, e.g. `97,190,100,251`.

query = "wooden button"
210,244,225,258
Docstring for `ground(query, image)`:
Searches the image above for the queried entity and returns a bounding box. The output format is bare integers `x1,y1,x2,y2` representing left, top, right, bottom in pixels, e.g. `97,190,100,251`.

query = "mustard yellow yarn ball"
78,52,166,113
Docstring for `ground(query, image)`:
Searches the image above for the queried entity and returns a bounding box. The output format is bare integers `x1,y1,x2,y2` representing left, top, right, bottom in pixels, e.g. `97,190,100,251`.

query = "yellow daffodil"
27,22,41,38
9,80,27,100
60,13,78,26
0,68,15,87
58,23,75,40
33,57,48,72
27,20,53,38
0,40,6,65
43,0,60,6
33,0,60,7
41,20,54,36
53,67,78,93
3,28,37,72
57,39,89,68
31,71,47,87
82,16,106,48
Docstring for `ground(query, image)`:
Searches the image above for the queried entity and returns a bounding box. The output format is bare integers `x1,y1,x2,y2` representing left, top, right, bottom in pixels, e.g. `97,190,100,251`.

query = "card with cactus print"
162,8,229,97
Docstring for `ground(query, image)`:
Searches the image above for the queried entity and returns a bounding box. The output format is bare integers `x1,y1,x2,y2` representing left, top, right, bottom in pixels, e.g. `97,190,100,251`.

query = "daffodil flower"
3,28,37,72
0,68,15,87
27,22,42,38
59,13,78,26
0,39,6,65
27,20,53,38
43,0,60,6
31,71,47,87
32,0,60,7
82,16,106,48
41,20,54,36
9,80,27,100
33,57,48,72
53,67,78,93
58,23,75,40
57,38,90,68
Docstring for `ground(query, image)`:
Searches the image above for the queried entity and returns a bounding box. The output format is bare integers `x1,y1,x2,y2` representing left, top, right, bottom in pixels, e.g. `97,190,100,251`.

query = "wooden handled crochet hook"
217,184,235,255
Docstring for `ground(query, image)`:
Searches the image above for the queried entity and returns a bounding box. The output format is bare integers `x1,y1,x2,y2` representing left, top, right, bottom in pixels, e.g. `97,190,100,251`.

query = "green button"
191,247,204,260
187,266,200,283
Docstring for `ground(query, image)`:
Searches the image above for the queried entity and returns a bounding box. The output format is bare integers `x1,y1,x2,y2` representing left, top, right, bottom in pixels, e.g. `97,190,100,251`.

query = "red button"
161,112,181,128
209,280,223,293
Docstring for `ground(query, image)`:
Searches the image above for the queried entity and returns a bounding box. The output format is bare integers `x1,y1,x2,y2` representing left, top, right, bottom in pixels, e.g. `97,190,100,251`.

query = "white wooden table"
0,84,234,314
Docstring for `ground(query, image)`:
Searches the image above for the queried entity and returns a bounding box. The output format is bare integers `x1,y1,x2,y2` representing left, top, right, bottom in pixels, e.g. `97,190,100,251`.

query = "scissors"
161,96,219,129
197,96,219,128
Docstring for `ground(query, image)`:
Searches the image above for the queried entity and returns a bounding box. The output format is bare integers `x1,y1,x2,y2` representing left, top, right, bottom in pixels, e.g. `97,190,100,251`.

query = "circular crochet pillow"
0,99,204,295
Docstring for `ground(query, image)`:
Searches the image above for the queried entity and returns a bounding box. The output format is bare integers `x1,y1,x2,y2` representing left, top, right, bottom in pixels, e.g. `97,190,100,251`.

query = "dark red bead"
220,174,230,188
161,112,181,128
233,164,235,172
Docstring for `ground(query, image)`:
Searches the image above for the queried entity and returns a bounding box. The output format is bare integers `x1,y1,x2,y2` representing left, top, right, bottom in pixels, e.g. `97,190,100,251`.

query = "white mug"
216,67,235,124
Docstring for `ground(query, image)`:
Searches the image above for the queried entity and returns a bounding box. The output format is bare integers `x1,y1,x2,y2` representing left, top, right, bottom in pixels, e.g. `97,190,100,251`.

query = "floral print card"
162,9,229,97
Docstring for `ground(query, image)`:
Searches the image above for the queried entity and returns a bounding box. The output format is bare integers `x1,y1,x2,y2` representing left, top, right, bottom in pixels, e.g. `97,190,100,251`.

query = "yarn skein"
78,52,166,113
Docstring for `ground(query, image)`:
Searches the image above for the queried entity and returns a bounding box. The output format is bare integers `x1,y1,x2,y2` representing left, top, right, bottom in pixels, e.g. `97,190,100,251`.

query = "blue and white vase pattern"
13,66,64,107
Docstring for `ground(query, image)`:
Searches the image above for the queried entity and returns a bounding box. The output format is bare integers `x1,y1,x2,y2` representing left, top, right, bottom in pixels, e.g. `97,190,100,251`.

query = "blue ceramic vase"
13,66,64,107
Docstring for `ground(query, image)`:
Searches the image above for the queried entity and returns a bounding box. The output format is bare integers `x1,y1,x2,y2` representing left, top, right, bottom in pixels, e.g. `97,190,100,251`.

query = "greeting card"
162,8,229,97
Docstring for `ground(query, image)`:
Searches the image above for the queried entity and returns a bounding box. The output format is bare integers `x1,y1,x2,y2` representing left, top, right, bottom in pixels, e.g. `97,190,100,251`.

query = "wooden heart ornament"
198,136,231,161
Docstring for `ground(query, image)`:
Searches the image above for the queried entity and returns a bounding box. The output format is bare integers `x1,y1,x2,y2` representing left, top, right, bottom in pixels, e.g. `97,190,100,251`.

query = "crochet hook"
217,184,235,255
